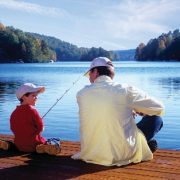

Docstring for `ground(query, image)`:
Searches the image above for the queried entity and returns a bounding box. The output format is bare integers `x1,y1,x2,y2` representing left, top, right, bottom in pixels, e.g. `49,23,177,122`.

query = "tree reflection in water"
156,77,180,99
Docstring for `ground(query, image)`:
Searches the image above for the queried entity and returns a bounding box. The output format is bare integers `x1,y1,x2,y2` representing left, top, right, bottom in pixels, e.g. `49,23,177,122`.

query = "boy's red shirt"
10,104,46,152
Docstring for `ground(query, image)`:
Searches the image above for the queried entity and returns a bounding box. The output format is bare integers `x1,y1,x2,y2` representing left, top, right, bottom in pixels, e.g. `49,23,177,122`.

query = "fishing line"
42,74,82,119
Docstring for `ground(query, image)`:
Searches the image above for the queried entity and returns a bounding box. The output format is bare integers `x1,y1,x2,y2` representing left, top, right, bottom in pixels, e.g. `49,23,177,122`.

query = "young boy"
1,83,60,155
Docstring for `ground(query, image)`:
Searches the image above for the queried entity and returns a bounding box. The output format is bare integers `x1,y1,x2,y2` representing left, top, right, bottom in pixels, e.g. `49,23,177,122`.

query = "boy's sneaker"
148,139,158,153
0,140,10,150
36,139,61,155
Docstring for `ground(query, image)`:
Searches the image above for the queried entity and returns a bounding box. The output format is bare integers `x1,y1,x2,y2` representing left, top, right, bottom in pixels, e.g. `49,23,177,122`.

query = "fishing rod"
42,74,82,119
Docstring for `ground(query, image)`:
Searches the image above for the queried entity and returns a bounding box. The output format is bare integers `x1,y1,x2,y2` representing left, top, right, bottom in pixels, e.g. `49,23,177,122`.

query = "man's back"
73,76,153,166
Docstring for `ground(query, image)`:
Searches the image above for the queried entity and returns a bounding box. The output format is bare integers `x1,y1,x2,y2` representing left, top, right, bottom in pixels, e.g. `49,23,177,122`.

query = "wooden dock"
0,134,180,180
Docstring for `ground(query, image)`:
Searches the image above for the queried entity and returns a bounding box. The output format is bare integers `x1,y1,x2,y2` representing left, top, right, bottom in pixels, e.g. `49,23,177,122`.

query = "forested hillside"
113,49,135,61
32,33,115,61
135,29,180,61
0,23,54,63
0,22,114,63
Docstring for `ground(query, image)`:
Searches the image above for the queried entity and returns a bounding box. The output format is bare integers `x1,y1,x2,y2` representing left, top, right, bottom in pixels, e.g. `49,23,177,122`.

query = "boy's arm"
32,108,44,133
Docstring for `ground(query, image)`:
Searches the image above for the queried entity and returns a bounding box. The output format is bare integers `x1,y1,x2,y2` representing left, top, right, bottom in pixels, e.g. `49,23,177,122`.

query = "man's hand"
132,111,145,118
136,112,145,116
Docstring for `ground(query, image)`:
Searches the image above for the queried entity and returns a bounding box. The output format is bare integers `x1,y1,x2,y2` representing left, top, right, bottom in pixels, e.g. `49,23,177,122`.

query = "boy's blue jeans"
136,115,163,142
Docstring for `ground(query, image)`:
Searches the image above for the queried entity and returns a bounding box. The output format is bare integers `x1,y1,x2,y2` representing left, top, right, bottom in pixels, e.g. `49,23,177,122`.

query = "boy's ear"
21,95,26,101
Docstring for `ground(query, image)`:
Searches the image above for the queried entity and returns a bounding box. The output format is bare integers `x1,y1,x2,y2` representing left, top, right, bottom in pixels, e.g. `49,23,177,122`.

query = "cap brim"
28,86,45,94
35,86,45,94
84,70,90,77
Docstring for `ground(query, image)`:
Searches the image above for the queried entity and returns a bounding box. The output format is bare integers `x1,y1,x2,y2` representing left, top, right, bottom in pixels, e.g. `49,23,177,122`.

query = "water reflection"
152,77,180,99
158,77,180,90
0,81,20,101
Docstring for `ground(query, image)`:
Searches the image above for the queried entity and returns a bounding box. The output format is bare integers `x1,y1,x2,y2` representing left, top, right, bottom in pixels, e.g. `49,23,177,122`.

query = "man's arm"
127,86,165,116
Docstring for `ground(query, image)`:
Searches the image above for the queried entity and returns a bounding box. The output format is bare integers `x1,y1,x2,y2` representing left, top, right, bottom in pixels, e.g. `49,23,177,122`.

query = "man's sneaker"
0,140,10,150
148,139,158,153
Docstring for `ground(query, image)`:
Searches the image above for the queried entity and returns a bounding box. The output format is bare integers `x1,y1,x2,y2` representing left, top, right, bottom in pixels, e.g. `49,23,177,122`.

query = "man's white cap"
84,57,114,76
16,83,45,100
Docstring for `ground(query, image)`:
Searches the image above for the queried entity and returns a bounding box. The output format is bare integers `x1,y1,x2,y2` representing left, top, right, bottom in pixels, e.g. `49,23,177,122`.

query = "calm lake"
0,61,180,150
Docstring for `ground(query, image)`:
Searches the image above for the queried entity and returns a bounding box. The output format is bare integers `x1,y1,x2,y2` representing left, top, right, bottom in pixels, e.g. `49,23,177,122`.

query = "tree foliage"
0,23,115,63
135,29,180,61
0,24,53,63
32,33,115,61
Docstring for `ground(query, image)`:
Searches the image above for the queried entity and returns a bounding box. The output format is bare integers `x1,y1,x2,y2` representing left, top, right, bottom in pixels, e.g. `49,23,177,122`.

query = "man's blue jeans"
136,115,163,142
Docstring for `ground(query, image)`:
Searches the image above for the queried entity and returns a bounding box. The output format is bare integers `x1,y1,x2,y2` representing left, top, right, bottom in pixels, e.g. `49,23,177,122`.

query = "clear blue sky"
0,0,179,50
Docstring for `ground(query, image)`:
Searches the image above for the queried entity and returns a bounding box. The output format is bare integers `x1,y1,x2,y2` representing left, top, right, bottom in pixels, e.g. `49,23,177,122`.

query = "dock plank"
0,134,180,180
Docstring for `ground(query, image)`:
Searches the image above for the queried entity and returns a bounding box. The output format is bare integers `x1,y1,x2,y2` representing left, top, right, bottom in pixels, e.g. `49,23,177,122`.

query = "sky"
0,0,180,50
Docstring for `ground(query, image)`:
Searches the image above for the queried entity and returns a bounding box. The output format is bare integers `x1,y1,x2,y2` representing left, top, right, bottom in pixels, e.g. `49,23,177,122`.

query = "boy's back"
10,104,46,152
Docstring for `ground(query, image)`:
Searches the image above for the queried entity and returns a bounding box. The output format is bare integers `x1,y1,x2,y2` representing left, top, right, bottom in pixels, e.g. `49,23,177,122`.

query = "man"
72,57,164,166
